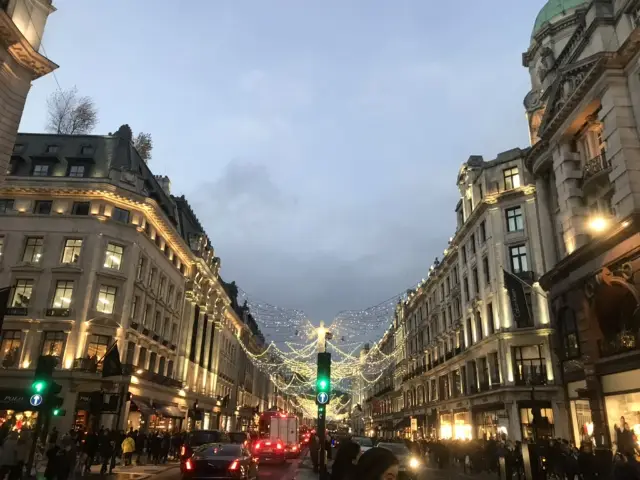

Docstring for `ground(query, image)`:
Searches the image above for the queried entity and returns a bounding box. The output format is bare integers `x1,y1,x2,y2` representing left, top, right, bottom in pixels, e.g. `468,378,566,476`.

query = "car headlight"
409,457,421,469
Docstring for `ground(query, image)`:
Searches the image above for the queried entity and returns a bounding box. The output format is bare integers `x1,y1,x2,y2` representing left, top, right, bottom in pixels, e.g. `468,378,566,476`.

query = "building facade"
0,0,57,177
364,148,569,442
522,0,640,447
0,126,275,433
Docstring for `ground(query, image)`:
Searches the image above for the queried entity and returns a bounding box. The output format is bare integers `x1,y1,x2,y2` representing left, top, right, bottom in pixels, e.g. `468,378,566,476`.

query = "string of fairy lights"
230,276,436,419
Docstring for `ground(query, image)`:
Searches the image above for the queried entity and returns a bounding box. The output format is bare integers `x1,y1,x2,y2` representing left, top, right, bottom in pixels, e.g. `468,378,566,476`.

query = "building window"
174,292,181,310
472,268,479,295
506,206,524,232
482,256,490,285
86,334,110,360
154,312,161,332
11,280,33,307
509,245,528,273
138,347,147,368
0,237,4,260
470,234,476,254
33,200,52,215
0,331,22,368
478,183,484,200
503,167,521,190
52,281,74,308
158,356,166,375
136,256,146,281
462,245,467,263
171,323,178,342
80,146,94,155
143,304,151,327
68,165,85,178
22,237,44,263
103,243,124,270
167,284,174,305
148,352,157,372
131,296,139,321
45,145,59,154
41,331,65,360
112,207,130,223
158,277,165,299
148,267,156,289
463,277,469,302
560,308,580,359
167,360,174,377
521,407,554,441
61,239,82,264
162,318,169,338
125,342,135,365
475,310,483,342
13,144,24,153
72,202,90,215
0,199,14,214
487,303,495,335
513,345,546,385
479,221,486,243
33,164,50,176
96,285,117,314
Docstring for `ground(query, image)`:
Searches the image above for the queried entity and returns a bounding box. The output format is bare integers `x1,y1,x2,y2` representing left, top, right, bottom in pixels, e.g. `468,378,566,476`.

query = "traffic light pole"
26,410,44,478
318,405,328,479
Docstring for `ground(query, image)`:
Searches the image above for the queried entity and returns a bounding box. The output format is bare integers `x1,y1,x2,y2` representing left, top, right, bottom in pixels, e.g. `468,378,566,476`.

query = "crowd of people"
317,434,640,480
0,424,187,480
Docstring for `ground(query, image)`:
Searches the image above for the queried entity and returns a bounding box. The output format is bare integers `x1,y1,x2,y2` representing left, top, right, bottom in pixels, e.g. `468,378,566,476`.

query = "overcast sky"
19,0,541,326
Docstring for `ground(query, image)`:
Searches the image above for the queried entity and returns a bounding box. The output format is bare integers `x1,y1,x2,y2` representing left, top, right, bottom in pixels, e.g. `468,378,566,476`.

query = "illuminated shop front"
439,411,472,440
473,404,510,440
0,410,38,431
519,402,555,441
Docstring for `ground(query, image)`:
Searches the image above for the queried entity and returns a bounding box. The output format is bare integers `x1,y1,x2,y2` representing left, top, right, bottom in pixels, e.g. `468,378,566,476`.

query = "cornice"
0,9,58,79
0,181,195,273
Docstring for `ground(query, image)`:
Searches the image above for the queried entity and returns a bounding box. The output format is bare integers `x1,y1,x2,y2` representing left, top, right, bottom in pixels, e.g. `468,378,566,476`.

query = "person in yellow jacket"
122,435,136,467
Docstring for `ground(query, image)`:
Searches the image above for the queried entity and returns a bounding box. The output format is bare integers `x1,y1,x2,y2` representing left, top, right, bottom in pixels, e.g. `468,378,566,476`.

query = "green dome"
532,0,589,38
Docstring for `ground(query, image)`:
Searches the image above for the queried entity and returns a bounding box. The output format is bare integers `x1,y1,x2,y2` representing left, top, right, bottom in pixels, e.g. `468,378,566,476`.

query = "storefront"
0,388,43,432
439,410,472,440
127,398,184,433
473,403,509,440
601,370,640,449
518,400,555,441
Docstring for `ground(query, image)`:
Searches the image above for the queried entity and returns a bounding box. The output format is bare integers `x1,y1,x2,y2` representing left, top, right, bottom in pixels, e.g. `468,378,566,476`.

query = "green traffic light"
53,408,60,416
32,380,46,393
317,378,328,390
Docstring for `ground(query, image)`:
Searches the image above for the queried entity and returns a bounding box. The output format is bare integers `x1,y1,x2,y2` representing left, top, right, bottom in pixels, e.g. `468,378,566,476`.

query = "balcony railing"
514,364,547,386
5,307,27,316
583,153,610,180
73,357,101,373
598,330,640,358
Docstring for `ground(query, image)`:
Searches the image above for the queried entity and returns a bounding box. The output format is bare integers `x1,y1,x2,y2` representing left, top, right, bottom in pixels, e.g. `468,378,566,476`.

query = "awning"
130,400,153,416
156,405,184,418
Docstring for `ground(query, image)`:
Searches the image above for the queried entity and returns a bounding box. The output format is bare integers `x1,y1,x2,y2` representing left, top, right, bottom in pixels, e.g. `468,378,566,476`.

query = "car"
252,438,286,465
182,443,258,480
376,442,424,480
350,436,375,453
284,442,301,458
180,430,230,467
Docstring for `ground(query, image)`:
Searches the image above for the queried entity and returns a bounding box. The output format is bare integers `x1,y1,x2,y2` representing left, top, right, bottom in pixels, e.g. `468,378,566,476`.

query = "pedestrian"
121,435,135,467
309,433,320,473
355,447,399,480
0,432,19,480
330,440,360,480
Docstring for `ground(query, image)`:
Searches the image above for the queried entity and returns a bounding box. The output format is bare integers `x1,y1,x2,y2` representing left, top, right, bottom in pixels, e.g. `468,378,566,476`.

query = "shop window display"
475,410,509,440
0,331,22,368
604,393,640,450
570,399,594,445
0,411,38,432
520,407,554,440
440,412,472,440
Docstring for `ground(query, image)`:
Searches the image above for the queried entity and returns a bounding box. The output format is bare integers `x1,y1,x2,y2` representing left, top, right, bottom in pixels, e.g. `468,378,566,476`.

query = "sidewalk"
34,461,179,480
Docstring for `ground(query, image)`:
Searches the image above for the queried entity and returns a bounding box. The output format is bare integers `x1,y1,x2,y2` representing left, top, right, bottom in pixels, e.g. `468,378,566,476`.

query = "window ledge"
10,264,44,273
96,269,128,282
51,265,83,274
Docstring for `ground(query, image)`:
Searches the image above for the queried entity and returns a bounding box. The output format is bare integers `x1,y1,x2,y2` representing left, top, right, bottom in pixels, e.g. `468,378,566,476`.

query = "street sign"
316,392,329,405
29,394,43,407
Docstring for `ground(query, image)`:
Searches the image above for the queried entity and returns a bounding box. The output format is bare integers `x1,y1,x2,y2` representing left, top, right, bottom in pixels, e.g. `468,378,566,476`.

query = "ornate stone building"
0,0,57,178
523,0,640,447
0,126,275,432
364,148,568,441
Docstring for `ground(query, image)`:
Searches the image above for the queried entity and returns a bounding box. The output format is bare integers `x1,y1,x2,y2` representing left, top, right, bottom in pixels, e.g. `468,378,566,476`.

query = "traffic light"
32,355,57,394
316,352,331,403
46,381,64,415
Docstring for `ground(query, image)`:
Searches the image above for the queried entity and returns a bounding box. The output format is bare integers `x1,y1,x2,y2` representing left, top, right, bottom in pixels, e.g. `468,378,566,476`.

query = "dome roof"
532,0,589,38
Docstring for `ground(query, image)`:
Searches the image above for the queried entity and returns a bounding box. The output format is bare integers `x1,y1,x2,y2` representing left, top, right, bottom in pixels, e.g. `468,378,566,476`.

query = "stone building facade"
0,0,57,178
0,126,275,433
522,0,640,447
364,148,569,442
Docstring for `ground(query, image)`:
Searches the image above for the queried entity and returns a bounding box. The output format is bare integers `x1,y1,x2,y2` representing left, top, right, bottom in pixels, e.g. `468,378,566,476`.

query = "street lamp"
588,215,609,233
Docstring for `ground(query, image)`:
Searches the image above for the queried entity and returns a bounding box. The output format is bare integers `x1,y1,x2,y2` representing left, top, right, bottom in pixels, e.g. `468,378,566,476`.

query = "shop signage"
410,418,418,431
0,389,34,411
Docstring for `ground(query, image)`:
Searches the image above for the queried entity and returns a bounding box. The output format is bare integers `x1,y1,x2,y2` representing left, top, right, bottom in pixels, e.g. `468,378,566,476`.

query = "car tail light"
276,442,283,450
292,445,298,451
254,441,261,450
185,459,194,471
180,446,186,456
229,460,239,471
265,441,272,446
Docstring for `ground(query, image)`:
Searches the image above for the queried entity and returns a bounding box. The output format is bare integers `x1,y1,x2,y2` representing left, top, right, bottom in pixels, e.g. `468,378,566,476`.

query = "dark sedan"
182,444,258,480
